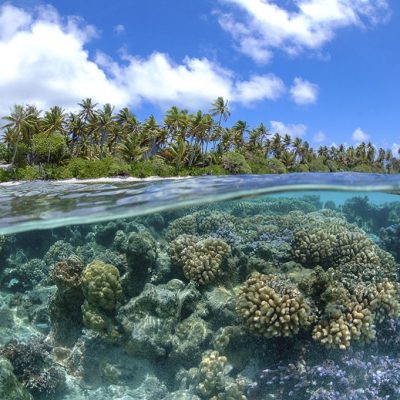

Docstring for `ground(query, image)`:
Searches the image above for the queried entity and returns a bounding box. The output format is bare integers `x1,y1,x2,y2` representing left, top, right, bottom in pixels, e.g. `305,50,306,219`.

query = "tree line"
0,97,399,180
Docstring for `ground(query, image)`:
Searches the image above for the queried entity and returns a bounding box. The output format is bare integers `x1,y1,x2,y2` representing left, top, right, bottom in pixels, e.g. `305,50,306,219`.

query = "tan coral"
169,235,231,285
312,301,374,350
237,272,313,338
197,351,228,398
292,218,380,268
81,260,122,311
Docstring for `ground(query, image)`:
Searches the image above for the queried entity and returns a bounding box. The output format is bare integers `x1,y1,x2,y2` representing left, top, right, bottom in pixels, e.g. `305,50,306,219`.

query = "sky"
0,0,399,149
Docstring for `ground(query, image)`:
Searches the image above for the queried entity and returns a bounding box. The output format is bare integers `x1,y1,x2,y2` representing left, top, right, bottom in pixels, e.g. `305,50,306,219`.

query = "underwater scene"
2,174,400,400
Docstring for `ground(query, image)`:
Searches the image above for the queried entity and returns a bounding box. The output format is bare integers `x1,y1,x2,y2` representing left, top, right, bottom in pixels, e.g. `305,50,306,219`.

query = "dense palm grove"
0,97,399,181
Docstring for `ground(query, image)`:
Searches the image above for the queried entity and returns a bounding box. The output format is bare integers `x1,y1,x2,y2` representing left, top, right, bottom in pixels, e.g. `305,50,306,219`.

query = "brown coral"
169,235,231,285
237,272,313,338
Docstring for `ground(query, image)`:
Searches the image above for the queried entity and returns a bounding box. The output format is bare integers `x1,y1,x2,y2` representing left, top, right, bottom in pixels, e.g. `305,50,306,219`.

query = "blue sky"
0,0,399,149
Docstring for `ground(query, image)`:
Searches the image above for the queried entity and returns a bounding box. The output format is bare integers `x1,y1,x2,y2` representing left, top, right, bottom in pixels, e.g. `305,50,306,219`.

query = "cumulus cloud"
270,121,307,137
313,131,326,143
217,0,390,63
0,4,286,116
98,52,286,109
352,127,369,142
290,78,319,104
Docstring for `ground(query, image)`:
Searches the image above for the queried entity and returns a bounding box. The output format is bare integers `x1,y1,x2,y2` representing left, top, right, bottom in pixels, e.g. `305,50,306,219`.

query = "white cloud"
0,4,286,116
270,121,307,137
114,24,125,35
233,74,285,104
218,0,390,63
290,77,319,104
352,127,369,142
313,131,326,143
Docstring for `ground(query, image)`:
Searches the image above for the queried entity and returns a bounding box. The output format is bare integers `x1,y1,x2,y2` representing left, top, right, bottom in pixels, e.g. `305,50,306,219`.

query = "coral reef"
0,357,33,400
169,235,231,285
177,350,248,400
3,194,400,399
292,218,380,268
237,272,314,338
117,279,203,361
44,240,75,266
248,350,400,400
0,338,65,398
81,260,122,334
49,255,85,345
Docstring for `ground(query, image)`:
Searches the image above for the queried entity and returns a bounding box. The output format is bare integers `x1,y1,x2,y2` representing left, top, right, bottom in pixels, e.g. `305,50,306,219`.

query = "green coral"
81,260,122,311
237,272,314,338
80,260,122,335
169,235,231,285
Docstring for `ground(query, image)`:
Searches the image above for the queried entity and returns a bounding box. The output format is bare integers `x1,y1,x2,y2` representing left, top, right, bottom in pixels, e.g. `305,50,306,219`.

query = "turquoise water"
1,173,400,399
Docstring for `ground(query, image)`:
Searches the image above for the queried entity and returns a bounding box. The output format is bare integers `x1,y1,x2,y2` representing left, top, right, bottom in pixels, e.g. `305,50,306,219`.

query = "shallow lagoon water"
1,173,400,399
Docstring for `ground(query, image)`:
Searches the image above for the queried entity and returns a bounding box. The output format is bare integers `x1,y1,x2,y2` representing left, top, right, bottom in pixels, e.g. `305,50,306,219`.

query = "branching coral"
169,235,231,285
237,272,314,338
292,217,380,268
313,280,400,350
0,338,65,398
43,240,75,266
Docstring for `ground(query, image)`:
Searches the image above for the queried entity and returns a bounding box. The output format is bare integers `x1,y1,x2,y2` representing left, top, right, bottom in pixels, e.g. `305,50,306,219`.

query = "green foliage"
130,157,175,178
293,163,310,172
309,157,330,172
0,143,8,162
13,143,29,167
0,100,397,179
243,151,271,174
0,169,11,182
326,159,339,172
14,166,42,180
351,164,373,173
32,133,68,164
221,152,252,174
65,157,130,179
265,158,287,174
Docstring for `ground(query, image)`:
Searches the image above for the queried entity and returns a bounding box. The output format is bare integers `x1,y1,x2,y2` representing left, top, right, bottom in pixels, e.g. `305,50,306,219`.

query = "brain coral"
169,235,231,285
81,260,122,311
237,272,314,338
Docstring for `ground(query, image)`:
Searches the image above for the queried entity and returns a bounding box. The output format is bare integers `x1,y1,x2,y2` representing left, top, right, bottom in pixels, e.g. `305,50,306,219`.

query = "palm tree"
78,98,97,122
280,150,296,169
210,97,230,126
168,137,187,172
232,120,248,150
95,104,116,159
117,133,148,163
164,106,190,142
67,112,85,157
366,142,376,165
270,133,283,158
40,106,67,163
248,123,268,151
2,104,37,166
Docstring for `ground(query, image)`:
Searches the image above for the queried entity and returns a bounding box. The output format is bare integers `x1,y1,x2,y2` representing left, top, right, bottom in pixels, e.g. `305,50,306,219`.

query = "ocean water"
1,173,400,399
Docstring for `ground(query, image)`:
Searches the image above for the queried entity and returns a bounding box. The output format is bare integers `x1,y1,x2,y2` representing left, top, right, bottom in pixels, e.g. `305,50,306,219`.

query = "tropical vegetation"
0,97,399,182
